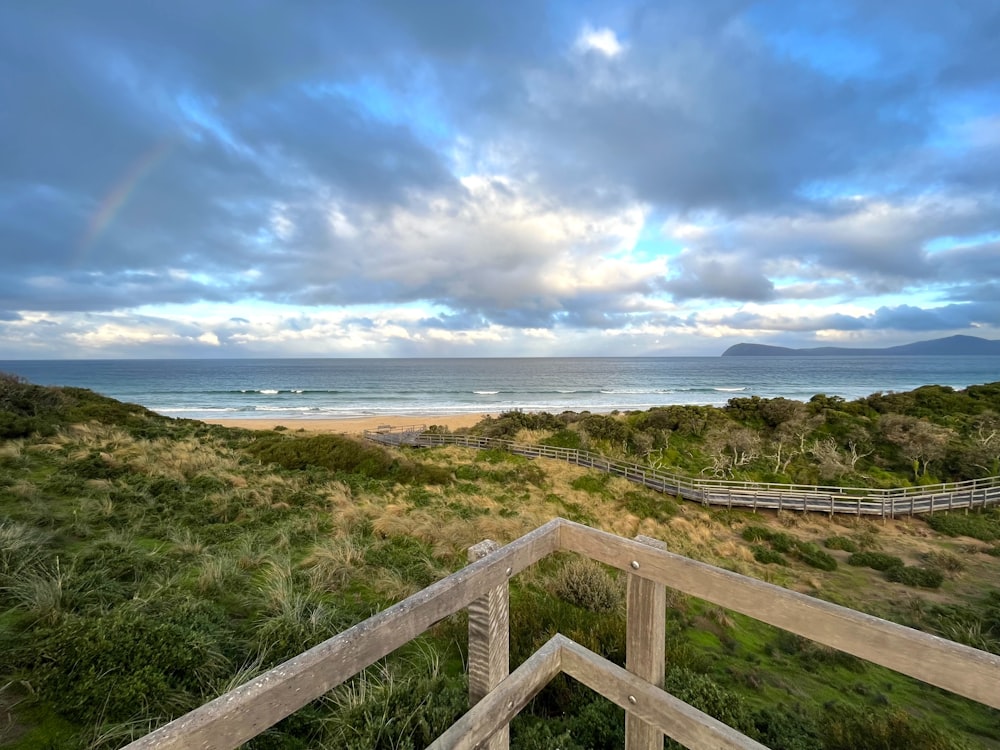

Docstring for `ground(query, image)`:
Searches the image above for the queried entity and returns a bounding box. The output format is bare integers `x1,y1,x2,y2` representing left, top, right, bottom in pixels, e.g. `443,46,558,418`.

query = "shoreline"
201,413,490,435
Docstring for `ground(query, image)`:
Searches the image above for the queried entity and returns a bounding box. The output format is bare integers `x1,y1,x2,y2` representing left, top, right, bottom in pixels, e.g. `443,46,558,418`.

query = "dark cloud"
235,89,457,203
718,301,1000,335
942,281,1000,304
0,269,231,313
663,254,775,302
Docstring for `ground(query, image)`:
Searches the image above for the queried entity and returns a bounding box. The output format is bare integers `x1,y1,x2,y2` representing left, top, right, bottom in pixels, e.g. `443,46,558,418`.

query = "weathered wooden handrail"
427,635,769,750
364,428,1000,516
125,518,1000,749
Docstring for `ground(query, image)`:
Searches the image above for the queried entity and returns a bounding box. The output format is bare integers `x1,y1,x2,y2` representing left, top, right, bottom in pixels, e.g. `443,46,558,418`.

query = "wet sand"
201,413,489,435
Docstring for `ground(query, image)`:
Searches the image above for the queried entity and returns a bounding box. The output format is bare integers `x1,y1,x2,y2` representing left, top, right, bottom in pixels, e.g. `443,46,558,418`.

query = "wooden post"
626,535,667,750
467,540,510,750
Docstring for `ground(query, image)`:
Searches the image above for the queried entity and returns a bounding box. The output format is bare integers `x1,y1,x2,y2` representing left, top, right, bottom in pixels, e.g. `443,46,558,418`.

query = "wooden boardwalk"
364,426,1000,517
125,519,1000,749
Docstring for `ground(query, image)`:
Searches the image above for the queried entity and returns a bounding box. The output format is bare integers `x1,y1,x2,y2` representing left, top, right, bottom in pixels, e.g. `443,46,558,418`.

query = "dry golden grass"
63,423,133,450
513,428,552,444
330,502,374,536
368,567,423,602
7,480,39,500
371,504,410,537
475,513,544,543
80,494,115,520
0,440,25,458
536,458,584,486
169,528,205,556
667,516,713,546
715,539,755,564
301,536,366,590
25,442,61,454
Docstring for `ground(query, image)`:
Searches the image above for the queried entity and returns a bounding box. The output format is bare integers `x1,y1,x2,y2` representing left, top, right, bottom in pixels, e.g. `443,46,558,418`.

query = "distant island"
722,334,1000,357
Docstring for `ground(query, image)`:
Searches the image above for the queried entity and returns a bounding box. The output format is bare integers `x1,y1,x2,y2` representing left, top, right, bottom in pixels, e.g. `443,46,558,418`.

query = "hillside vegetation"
1,373,999,749
467,383,1000,486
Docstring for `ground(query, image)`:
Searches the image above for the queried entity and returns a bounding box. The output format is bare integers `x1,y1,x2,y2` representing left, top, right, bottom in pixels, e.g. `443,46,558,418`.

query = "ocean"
2,357,999,422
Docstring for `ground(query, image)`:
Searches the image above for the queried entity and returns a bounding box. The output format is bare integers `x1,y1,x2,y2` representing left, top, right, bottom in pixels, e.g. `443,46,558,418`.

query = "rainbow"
78,138,174,260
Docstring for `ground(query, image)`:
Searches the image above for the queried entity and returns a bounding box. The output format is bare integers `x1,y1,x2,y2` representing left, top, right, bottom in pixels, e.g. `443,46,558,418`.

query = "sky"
1,0,999,359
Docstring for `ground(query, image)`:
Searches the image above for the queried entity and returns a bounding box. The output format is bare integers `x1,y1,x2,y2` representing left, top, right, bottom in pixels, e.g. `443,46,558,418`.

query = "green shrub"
768,531,795,554
622,490,678,523
663,668,755,739
478,410,564,438
247,434,450,485
825,535,859,553
770,631,867,672
848,552,904,571
579,414,631,443
926,591,1000,654
540,429,583,449
570,473,610,496
489,462,547,488
511,718,583,750
510,588,625,669
23,602,232,724
550,558,624,613
753,704,822,750
477,447,521,463
752,545,787,565
0,411,38,439
516,696,623,750
793,542,838,571
923,510,1000,542
886,565,944,589
741,525,772,542
820,703,966,750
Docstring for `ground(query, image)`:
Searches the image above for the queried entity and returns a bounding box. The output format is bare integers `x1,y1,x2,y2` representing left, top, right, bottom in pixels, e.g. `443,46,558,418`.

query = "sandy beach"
202,413,490,435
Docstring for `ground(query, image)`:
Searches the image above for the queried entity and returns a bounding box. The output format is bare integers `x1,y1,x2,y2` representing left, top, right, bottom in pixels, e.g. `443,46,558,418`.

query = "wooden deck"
125,518,1000,749
365,426,1000,517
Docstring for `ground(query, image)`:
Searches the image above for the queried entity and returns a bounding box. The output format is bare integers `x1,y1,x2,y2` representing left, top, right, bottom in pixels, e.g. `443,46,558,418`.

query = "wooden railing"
364,427,1000,517
126,518,1000,749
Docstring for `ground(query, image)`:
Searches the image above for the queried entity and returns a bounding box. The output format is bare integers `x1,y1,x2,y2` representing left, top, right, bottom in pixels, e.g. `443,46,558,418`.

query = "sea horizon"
3,355,999,423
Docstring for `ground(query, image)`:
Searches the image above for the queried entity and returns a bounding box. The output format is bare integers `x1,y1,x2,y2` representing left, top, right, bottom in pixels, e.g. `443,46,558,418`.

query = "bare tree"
728,426,762,467
880,414,951,480
702,425,761,478
846,438,875,469
809,437,849,480
844,426,874,469
764,414,820,475
968,411,1000,474
765,438,798,475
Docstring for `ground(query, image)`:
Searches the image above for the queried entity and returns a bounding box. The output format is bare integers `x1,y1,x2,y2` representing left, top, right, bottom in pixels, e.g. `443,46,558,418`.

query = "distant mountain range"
722,335,1000,357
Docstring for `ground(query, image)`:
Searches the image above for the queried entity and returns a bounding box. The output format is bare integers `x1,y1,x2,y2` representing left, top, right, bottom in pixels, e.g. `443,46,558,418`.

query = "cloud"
1,0,999,356
574,25,625,57
662,251,775,302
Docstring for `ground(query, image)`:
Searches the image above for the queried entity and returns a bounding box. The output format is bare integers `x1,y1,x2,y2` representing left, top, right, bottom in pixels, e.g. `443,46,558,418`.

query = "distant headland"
722,334,1000,357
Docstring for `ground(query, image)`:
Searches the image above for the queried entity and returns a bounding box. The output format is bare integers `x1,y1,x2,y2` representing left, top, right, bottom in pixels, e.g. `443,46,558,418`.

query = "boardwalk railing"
126,518,1000,749
364,427,1000,517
